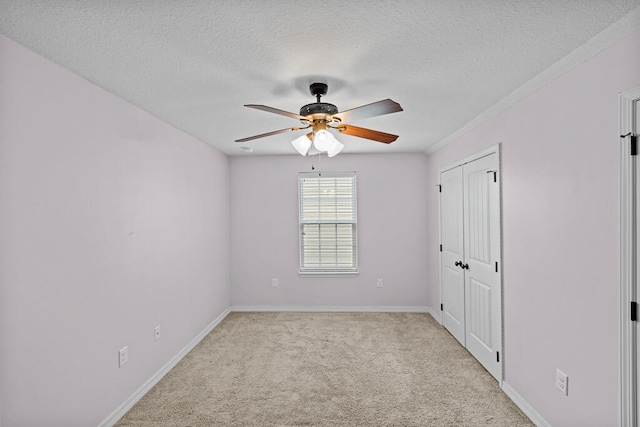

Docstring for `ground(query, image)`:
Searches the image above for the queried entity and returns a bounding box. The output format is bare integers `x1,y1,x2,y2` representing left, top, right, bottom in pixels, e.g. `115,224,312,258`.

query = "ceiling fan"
234,82,403,157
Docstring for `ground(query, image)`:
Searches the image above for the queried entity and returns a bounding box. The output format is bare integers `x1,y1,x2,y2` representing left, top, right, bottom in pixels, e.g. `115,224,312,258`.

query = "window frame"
297,172,359,276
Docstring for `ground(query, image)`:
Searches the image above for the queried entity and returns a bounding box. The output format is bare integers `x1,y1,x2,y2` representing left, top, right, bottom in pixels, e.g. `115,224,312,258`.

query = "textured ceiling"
1,1,639,156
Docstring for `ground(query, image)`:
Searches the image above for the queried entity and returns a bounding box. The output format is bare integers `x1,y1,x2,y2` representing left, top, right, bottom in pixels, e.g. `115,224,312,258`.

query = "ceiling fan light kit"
235,82,403,157
290,130,344,157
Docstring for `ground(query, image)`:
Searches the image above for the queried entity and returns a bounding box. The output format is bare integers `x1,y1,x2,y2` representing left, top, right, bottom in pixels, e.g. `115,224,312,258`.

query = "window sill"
298,270,359,278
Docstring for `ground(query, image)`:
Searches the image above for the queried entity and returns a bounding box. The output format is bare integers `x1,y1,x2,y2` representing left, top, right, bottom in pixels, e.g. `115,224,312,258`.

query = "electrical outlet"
272,278,278,287
154,325,161,341
555,369,568,396
377,278,383,288
119,346,128,367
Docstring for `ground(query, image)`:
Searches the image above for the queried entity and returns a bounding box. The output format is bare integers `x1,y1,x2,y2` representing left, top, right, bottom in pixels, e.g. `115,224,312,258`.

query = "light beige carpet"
116,312,533,426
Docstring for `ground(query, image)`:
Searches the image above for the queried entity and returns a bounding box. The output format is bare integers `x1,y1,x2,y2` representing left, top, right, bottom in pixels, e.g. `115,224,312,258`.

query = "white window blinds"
298,172,358,274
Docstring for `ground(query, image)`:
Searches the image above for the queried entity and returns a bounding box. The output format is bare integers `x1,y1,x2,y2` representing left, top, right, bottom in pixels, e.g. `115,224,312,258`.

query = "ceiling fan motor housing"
301,82,338,118
300,102,338,117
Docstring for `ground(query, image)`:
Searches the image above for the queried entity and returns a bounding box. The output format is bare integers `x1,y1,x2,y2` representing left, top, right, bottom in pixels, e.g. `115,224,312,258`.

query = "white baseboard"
425,306,442,324
230,305,429,313
99,307,231,427
501,382,551,427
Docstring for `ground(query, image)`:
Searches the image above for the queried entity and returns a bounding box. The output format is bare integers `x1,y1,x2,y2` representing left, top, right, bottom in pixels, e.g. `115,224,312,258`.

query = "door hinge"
440,303,443,311
439,244,443,252
621,133,638,155
437,184,442,192
486,170,497,182
632,301,638,322
495,261,498,272
496,351,500,362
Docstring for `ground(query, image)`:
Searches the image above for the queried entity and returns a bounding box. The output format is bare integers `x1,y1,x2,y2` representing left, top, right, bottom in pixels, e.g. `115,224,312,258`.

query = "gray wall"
425,29,640,426
0,35,230,426
229,153,429,308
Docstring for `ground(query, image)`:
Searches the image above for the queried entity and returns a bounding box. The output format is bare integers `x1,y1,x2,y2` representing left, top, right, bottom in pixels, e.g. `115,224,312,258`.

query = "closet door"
463,153,501,380
440,166,465,345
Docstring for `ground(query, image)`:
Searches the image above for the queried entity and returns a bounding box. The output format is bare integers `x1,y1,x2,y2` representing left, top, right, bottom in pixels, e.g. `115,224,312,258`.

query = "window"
298,172,358,274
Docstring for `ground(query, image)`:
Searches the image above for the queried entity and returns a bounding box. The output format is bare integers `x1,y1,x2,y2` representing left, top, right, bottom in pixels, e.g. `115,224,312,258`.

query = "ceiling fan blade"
244,104,308,120
336,124,399,144
234,126,304,143
332,99,402,123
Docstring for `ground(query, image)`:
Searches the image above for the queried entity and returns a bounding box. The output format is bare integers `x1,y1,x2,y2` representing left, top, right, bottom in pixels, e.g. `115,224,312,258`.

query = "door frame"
438,143,503,382
620,85,640,427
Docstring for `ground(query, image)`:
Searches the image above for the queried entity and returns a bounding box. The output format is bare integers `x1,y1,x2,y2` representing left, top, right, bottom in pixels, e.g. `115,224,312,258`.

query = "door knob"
461,263,469,270
454,261,462,267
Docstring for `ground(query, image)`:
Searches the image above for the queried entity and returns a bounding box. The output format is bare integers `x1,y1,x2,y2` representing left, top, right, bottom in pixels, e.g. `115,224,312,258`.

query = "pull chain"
311,153,322,174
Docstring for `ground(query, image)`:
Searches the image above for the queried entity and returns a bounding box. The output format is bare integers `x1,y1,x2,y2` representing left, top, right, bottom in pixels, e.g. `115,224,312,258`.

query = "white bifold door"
440,152,502,381
441,166,465,344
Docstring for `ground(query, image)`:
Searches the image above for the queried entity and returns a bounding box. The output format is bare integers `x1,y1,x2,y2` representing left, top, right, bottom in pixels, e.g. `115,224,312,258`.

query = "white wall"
0,35,230,426
230,153,428,308
425,30,640,425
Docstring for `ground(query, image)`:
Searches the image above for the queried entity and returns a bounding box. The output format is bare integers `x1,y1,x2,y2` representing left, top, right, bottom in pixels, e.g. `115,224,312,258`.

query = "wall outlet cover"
555,369,568,396
119,346,129,367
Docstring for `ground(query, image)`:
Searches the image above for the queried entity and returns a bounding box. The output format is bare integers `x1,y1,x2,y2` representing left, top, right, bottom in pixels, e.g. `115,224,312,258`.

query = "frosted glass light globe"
327,140,344,157
312,130,335,152
291,133,312,156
